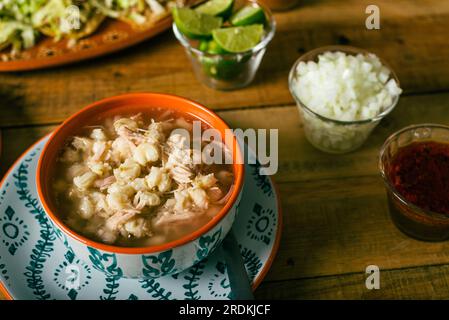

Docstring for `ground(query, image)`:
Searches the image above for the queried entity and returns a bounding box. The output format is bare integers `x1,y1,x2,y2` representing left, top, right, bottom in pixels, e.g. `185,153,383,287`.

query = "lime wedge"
212,24,264,53
230,5,266,26
198,39,228,54
172,7,223,39
206,39,228,54
199,40,210,52
195,0,234,18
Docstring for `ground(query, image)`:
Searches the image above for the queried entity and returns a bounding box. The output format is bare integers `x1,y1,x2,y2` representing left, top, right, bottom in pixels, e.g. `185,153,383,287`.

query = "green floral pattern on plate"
13,155,56,300
183,259,207,300
0,137,280,300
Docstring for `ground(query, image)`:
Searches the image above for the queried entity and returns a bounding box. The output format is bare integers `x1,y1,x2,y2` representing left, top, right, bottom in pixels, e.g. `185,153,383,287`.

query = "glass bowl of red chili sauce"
379,124,449,241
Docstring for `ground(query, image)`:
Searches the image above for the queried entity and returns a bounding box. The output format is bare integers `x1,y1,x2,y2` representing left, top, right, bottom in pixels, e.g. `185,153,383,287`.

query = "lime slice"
212,24,264,53
172,7,223,39
195,0,234,18
230,5,266,26
199,40,210,52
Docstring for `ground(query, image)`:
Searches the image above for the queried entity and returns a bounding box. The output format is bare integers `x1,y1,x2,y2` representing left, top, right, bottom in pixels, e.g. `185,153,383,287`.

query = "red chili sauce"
389,141,449,215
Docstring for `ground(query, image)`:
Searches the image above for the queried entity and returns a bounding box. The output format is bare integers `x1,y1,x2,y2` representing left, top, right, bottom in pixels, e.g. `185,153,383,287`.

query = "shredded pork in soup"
51,112,234,247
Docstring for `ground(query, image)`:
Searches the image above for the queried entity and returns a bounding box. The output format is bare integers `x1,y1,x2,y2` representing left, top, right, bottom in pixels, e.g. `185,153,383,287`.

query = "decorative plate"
0,136,281,300
0,17,175,72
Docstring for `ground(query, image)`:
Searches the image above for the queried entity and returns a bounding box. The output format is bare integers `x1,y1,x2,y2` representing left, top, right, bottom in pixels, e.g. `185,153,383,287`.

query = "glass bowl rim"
378,123,449,221
172,0,276,58
288,45,401,126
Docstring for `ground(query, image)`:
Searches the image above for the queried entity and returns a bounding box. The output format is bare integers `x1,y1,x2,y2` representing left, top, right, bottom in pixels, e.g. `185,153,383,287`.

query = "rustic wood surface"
1,0,449,300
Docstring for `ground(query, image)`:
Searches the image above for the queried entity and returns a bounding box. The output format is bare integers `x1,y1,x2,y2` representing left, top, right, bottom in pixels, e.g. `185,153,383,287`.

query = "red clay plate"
0,0,207,72
0,13,178,72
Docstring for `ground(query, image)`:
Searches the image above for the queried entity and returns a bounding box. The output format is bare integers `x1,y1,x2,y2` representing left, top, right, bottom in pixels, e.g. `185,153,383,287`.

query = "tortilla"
118,0,201,29
38,1,105,40
39,12,106,39
0,0,199,53
117,8,169,30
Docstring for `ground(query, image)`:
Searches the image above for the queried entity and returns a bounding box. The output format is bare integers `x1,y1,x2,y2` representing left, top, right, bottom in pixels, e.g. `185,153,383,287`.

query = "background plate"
0,3,200,73
0,18,171,72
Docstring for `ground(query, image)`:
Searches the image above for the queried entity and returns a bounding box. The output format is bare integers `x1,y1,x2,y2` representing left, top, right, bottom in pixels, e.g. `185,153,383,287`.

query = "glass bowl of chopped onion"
289,45,402,154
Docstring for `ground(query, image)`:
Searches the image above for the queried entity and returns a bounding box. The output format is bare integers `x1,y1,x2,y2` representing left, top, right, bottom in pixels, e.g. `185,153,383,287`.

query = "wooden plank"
256,264,449,299
263,176,449,282
0,125,56,176
1,0,449,127
2,91,449,179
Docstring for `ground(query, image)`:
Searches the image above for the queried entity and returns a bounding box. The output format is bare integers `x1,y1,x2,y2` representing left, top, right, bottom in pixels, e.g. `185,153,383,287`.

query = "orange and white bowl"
36,93,244,278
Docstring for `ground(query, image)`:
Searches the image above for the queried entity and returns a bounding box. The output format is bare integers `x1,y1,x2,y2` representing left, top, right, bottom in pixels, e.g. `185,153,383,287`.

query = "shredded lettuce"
0,0,172,52
91,0,167,21
129,11,146,24
92,0,144,14
32,0,100,39
146,0,165,16
32,0,70,39
90,0,121,18
0,0,46,23
0,20,37,51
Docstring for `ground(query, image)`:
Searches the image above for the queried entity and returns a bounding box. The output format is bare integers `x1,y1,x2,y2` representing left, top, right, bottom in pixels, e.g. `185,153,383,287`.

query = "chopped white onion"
291,51,402,153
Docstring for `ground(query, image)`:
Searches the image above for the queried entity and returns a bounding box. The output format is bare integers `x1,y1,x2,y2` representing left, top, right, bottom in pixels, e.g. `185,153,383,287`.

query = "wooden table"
1,0,449,299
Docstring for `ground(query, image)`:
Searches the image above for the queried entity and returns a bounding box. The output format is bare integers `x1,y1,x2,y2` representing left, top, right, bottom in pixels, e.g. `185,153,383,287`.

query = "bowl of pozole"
37,93,244,278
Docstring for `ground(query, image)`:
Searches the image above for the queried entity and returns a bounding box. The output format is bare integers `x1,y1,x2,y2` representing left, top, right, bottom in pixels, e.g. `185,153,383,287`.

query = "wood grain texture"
256,264,449,299
1,0,449,127
0,125,56,176
266,176,449,282
3,92,449,179
1,0,449,300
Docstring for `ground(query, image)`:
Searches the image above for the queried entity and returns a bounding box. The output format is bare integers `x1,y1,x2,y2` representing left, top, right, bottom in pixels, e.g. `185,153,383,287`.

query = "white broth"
51,112,234,247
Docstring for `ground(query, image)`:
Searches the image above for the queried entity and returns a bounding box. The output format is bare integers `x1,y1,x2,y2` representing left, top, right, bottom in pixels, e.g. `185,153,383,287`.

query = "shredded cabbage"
146,0,166,16
0,20,37,51
91,0,167,22
91,0,145,16
0,0,172,52
0,0,46,23
129,11,146,24
32,0,68,35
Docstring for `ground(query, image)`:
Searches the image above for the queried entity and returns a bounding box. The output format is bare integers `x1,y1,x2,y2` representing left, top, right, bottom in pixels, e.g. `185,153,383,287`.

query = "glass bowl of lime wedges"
172,0,276,90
